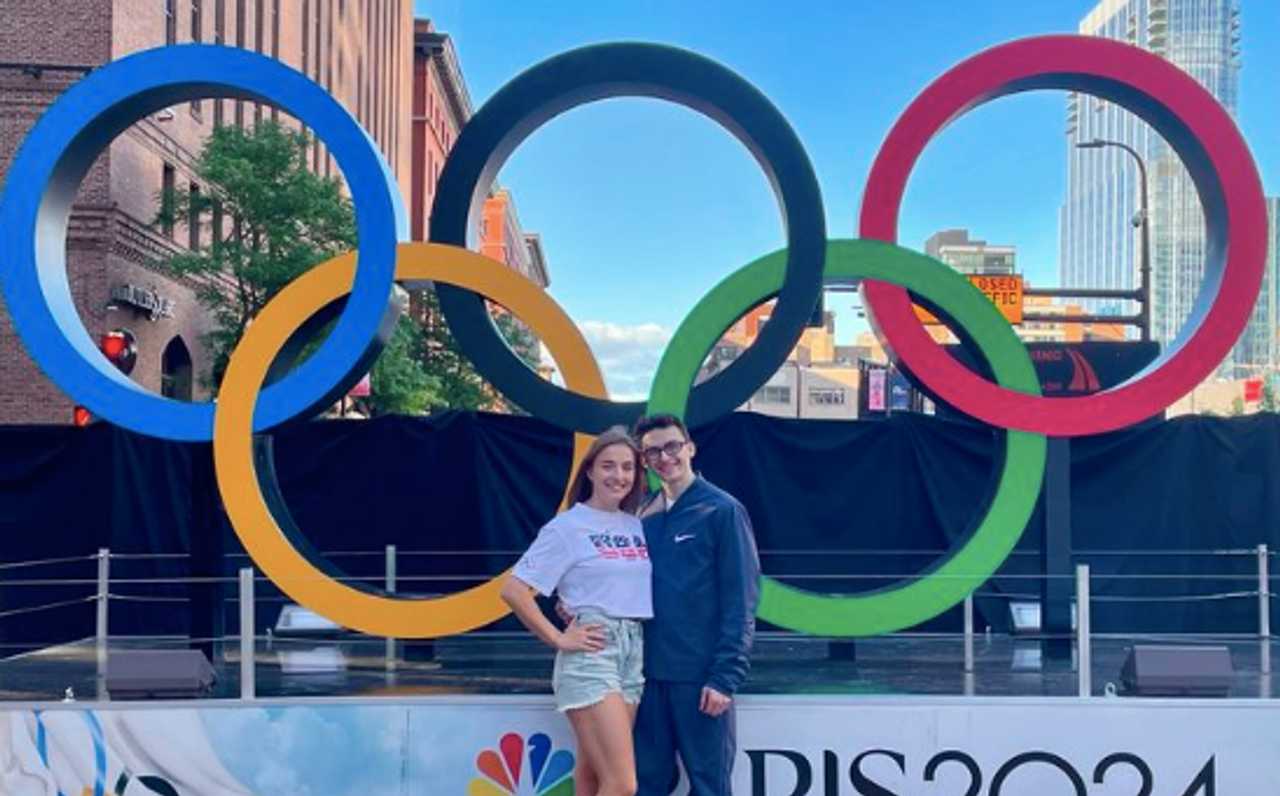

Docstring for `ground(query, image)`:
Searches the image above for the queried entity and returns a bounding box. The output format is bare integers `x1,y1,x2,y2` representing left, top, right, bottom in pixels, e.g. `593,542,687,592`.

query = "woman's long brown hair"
566,425,646,514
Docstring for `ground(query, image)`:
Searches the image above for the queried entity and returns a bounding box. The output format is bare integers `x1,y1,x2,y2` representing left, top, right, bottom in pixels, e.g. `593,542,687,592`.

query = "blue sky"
412,1,1280,399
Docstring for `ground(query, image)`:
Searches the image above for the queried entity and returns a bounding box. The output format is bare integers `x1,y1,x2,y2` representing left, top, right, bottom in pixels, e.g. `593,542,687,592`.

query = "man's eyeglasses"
642,440,687,464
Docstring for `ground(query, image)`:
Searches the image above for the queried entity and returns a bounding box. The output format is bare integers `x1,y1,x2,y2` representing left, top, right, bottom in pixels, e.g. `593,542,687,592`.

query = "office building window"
809,388,846,406
253,0,264,122
711,344,740,364
254,0,263,52
757,386,791,404
191,0,201,41
301,0,309,73
187,184,202,250
211,200,223,249
161,163,176,238
211,0,224,124
271,0,280,122
234,0,245,126
164,0,176,44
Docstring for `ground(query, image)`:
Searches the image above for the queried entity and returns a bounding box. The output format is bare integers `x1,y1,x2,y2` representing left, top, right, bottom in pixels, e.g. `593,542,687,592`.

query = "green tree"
156,122,358,387
154,122,438,414
365,315,441,416
155,121,535,415
409,291,539,414
1261,382,1278,413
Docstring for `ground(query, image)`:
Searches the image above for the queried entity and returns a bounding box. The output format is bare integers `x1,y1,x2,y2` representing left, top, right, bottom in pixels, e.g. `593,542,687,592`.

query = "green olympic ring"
646,238,1047,636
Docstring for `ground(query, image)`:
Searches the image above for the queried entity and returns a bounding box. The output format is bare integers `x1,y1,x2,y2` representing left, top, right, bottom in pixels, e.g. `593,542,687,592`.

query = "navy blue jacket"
642,477,761,695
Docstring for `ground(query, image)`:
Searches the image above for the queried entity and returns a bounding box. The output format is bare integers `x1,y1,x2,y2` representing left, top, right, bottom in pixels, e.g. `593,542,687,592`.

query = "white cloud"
204,706,405,795
542,321,673,401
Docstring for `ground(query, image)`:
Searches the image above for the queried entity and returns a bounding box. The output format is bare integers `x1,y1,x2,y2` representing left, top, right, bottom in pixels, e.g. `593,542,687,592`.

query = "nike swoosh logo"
674,534,696,543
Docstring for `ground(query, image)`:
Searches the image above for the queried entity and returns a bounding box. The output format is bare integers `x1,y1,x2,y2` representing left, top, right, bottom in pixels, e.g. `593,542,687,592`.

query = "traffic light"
100,328,137,375
74,329,138,427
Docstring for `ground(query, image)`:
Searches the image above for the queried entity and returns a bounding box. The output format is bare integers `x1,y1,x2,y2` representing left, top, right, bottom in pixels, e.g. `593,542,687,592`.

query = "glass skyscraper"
1060,0,1243,367
1238,198,1280,376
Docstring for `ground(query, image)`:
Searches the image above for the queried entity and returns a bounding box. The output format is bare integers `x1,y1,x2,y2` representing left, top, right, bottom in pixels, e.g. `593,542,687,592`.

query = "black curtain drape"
2,412,1277,652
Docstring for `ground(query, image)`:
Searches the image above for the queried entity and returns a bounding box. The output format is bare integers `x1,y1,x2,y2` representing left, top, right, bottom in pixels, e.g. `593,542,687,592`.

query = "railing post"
239,567,255,700
963,591,975,674
385,544,397,672
1076,564,1091,697
1259,544,1270,676
96,548,109,699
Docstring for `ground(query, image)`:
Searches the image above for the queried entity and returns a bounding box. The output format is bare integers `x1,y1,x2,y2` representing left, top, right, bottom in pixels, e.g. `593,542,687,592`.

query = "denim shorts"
552,611,644,712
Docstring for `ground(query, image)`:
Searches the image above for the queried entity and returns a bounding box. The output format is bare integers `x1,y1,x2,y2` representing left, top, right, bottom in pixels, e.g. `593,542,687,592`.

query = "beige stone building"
701,302,862,419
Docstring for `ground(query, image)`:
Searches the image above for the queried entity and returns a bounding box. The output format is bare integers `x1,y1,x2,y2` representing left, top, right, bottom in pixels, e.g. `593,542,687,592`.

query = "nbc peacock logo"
467,731,575,795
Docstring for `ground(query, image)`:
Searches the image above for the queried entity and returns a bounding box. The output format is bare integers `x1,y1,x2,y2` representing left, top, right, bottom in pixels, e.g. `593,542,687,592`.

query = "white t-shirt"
512,503,653,619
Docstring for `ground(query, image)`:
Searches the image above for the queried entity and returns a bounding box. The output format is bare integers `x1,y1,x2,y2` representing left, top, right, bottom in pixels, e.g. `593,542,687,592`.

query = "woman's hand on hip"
556,620,606,652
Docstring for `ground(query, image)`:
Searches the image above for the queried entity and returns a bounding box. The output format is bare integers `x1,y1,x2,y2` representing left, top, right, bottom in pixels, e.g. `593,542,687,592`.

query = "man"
632,413,760,796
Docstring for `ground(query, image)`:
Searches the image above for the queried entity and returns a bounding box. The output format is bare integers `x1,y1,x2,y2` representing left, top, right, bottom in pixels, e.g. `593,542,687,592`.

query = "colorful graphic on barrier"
468,732,574,796
0,35,1266,638
1,708,250,795
3,700,1277,794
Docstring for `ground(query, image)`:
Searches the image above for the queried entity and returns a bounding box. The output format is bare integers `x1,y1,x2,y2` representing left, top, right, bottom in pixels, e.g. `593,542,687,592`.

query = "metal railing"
0,543,1275,701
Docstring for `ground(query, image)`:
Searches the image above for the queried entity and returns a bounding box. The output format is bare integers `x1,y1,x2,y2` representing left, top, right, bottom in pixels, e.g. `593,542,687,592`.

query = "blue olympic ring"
0,44,406,441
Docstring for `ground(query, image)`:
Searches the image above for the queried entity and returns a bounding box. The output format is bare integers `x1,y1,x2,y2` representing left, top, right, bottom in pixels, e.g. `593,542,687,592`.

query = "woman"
500,426,650,796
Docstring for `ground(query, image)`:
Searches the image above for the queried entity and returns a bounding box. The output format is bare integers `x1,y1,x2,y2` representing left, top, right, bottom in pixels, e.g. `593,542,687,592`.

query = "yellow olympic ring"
213,242,605,638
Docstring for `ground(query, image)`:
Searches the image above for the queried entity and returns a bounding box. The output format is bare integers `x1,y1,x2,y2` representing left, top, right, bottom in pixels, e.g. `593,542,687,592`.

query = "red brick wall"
0,0,113,424
0,0,414,426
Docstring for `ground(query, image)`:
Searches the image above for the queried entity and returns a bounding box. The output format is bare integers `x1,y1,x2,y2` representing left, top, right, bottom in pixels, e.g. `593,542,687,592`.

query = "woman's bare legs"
572,725,600,796
567,692,638,796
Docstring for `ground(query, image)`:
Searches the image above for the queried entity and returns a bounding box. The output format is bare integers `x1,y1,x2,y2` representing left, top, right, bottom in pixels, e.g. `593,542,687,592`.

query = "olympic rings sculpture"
0,36,1266,638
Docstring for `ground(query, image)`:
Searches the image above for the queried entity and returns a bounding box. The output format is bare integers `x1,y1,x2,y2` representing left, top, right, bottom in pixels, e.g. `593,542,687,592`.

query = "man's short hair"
632,413,689,442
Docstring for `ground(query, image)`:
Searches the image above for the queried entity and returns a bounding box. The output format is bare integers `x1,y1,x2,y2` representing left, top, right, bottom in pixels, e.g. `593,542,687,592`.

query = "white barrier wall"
1,696,1275,794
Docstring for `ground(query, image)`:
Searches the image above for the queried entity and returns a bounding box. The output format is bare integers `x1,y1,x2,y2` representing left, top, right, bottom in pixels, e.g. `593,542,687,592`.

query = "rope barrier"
0,554,98,571
0,595,96,619
2,572,1273,587
9,547,1270,563
107,594,191,603
1091,590,1259,603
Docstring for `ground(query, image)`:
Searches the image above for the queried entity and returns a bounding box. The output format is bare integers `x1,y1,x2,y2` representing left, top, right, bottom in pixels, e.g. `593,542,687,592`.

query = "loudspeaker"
1120,645,1233,697
106,650,216,699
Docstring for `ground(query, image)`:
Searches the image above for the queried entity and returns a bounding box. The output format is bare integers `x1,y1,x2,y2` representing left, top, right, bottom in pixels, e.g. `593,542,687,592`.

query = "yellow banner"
915,274,1023,325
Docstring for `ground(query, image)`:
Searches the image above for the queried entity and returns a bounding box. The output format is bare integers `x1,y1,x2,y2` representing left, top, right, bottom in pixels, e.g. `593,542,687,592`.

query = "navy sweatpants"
634,680,736,796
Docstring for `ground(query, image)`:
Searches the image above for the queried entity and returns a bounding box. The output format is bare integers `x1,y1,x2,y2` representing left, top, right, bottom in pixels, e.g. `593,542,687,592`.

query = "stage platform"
2,632,1276,702
1,634,1277,792
2,637,1278,794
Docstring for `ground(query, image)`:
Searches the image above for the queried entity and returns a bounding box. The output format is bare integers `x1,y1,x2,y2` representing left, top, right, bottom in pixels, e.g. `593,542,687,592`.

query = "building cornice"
414,23,472,128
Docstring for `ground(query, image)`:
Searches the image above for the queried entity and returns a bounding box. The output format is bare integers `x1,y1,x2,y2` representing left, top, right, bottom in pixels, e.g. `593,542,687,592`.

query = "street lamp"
1076,138,1152,342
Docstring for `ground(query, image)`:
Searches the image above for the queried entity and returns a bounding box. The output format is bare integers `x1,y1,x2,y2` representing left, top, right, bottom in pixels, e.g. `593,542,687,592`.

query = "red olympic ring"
859,35,1268,436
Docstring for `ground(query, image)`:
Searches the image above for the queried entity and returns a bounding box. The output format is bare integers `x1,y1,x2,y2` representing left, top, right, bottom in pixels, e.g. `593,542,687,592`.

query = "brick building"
0,0,413,424
410,18,467,244
410,21,547,288
409,20,549,373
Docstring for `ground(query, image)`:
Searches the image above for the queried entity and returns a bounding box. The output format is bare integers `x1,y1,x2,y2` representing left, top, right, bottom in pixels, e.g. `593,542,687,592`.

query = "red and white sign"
348,373,372,398
867,369,886,411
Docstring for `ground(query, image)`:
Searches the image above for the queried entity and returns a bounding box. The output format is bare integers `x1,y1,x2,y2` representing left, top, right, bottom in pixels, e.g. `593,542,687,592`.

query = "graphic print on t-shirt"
587,532,649,561
512,503,653,618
